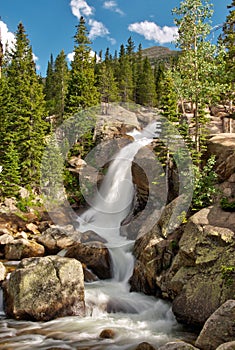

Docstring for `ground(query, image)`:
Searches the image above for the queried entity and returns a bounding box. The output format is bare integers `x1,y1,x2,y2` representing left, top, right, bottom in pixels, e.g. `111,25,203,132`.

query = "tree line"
0,0,234,201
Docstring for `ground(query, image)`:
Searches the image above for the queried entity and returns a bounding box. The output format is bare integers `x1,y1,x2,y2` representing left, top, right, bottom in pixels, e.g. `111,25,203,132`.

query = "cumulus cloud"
103,1,124,16
128,21,178,44
67,52,75,62
70,0,94,19
88,19,109,40
0,20,16,52
67,49,100,63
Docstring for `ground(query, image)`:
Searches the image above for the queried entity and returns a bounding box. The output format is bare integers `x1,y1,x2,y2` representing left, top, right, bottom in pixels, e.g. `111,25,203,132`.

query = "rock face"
130,196,187,296
65,242,112,280
131,203,235,327
166,206,235,327
3,256,85,321
206,134,235,182
195,300,235,350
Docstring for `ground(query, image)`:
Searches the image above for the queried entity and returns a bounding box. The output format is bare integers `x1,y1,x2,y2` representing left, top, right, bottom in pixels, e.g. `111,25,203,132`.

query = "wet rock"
4,239,45,260
158,341,199,349
135,342,156,350
36,226,81,254
65,242,112,280
130,198,184,295
99,329,116,339
0,262,6,281
195,300,235,350
216,341,235,350
81,230,107,244
3,255,85,321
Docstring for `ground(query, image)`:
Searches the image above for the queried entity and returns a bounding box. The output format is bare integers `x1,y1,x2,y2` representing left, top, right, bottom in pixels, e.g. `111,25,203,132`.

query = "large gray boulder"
168,206,235,327
3,256,85,321
195,300,235,350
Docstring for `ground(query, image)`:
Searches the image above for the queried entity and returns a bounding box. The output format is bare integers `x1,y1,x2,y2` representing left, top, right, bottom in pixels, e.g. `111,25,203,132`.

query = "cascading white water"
0,122,189,350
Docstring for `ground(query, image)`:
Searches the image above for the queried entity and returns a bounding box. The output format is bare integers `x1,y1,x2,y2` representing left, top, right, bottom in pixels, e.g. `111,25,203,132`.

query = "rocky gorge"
0,104,234,349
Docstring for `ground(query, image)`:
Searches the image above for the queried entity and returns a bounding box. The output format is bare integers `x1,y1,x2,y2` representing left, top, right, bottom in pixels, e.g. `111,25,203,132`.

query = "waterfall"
0,122,187,350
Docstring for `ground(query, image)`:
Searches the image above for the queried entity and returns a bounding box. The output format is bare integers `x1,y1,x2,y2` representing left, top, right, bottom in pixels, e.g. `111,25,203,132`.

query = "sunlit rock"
3,255,85,321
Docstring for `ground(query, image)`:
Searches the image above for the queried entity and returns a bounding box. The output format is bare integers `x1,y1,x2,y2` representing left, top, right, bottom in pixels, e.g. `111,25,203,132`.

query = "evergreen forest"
0,0,234,210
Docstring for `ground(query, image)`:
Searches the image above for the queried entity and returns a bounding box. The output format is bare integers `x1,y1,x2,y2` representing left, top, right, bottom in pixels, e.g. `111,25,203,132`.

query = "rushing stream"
0,123,191,349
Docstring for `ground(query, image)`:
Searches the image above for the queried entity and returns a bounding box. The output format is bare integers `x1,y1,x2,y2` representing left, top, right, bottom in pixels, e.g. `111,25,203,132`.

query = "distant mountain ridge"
141,45,180,65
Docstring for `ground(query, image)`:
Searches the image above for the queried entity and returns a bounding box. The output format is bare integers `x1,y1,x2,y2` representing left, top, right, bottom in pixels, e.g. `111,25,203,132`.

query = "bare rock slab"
3,255,85,321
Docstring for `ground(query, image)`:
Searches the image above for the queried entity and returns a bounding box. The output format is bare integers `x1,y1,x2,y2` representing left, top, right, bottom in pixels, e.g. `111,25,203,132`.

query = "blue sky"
0,0,231,76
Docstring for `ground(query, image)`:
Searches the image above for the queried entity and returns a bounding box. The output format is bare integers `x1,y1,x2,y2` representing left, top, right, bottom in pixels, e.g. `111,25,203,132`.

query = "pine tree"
159,69,178,122
97,61,119,113
136,57,157,107
0,141,21,198
44,54,55,115
117,44,133,102
53,50,69,122
65,16,100,115
5,22,47,187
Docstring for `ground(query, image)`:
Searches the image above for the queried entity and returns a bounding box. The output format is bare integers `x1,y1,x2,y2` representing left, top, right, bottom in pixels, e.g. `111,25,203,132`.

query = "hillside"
141,45,180,65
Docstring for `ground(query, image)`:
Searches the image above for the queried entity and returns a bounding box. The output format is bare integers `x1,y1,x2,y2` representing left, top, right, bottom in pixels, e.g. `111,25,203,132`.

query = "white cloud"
103,1,124,15
128,21,178,44
67,52,75,62
88,19,109,40
0,20,16,52
107,37,116,45
70,0,94,20
67,50,101,63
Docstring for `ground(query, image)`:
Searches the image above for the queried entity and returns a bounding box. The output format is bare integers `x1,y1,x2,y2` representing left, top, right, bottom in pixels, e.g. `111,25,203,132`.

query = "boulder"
216,342,235,350
99,329,116,339
130,197,186,295
135,342,156,350
130,222,182,296
36,226,81,254
162,206,235,327
94,104,140,142
4,239,45,260
206,134,235,182
65,242,112,280
195,300,235,350
80,230,107,244
158,342,199,350
3,255,85,321
131,145,167,215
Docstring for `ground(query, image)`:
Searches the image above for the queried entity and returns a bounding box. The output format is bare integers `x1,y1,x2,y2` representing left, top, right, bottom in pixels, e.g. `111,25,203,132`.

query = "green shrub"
220,197,235,211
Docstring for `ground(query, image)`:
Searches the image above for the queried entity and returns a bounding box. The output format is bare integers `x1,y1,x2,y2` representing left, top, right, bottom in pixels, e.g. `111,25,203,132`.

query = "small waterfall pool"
0,123,192,349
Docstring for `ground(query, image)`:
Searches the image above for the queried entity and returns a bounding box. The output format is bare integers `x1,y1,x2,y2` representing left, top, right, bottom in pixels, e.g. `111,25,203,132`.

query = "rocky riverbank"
0,105,234,349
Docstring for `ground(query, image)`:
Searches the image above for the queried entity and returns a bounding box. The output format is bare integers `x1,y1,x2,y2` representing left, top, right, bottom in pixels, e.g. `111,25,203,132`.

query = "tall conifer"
5,22,47,187
65,17,100,115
